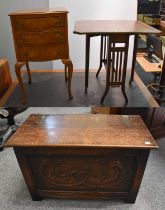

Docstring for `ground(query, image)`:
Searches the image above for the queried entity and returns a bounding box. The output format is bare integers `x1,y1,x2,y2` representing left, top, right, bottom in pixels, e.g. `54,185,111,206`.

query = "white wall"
0,0,138,79
50,0,137,70
0,0,52,79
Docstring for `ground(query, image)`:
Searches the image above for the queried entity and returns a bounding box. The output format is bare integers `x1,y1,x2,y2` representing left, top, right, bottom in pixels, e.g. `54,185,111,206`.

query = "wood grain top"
136,53,162,73
73,20,161,35
5,114,158,149
9,7,68,16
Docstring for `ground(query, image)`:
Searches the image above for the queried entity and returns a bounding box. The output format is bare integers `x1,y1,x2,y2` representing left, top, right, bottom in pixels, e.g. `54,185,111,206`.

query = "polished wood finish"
15,149,41,201
61,59,73,98
15,62,31,102
74,20,161,95
5,114,157,203
73,20,161,35
13,146,150,203
97,35,139,85
8,7,69,15
91,107,165,139
5,114,157,148
0,59,12,99
9,8,73,103
0,83,17,107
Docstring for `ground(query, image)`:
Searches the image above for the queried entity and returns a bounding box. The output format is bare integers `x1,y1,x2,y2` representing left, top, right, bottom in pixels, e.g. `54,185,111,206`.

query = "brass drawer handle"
20,23,25,28
56,33,61,37
24,52,28,57
57,50,60,55
54,20,60,25
21,36,26,41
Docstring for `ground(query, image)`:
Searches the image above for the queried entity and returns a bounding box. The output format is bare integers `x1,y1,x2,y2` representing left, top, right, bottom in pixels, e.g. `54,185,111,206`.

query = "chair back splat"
101,34,129,104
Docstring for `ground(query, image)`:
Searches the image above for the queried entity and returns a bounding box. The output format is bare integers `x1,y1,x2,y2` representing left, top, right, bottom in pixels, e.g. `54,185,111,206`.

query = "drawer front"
18,45,68,61
16,30,66,46
29,154,137,192
14,15,66,31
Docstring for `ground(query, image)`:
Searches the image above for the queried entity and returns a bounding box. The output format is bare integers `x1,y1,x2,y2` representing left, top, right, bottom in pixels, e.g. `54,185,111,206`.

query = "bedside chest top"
8,7,68,16
5,114,158,149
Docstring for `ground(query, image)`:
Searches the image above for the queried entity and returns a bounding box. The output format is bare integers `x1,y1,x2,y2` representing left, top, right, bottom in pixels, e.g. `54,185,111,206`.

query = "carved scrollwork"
38,157,125,189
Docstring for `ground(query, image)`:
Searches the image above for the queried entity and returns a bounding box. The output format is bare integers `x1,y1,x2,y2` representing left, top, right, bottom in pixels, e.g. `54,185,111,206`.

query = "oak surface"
5,114,158,203
6,114,158,149
74,20,161,35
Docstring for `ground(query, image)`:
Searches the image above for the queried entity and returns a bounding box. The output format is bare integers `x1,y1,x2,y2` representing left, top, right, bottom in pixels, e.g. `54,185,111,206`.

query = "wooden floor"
3,70,159,107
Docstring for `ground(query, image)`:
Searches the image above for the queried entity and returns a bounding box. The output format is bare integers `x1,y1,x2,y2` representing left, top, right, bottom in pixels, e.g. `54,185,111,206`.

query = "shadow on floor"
6,72,150,107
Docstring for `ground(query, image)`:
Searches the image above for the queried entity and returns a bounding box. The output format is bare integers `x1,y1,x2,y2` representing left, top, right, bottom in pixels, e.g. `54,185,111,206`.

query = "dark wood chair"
97,34,130,104
96,35,145,76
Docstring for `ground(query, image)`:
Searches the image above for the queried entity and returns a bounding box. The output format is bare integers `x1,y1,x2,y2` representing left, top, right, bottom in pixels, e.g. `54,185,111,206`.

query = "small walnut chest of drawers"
9,7,69,61
9,8,73,103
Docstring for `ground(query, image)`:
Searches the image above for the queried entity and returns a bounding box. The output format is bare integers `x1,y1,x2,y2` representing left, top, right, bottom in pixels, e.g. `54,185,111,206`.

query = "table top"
9,7,68,16
5,114,158,149
136,53,162,73
73,20,161,35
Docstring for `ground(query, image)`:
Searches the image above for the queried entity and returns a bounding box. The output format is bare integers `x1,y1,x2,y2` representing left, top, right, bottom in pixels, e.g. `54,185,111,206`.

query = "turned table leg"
85,35,90,93
15,62,27,104
62,59,73,99
129,34,138,85
96,35,108,77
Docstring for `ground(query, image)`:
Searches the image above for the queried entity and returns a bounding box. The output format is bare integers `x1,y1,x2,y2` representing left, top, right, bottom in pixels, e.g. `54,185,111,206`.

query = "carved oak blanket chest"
5,114,158,203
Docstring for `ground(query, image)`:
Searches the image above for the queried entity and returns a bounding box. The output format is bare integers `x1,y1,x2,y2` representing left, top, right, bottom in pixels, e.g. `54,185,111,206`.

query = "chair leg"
101,35,111,105
121,84,128,103
65,65,68,82
101,68,110,105
26,62,32,84
101,85,110,104
96,65,102,78
96,35,104,78
61,59,73,99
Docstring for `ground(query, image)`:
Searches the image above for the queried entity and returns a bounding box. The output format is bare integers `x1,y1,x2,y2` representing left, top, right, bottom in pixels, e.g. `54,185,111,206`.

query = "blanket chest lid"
5,114,158,149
